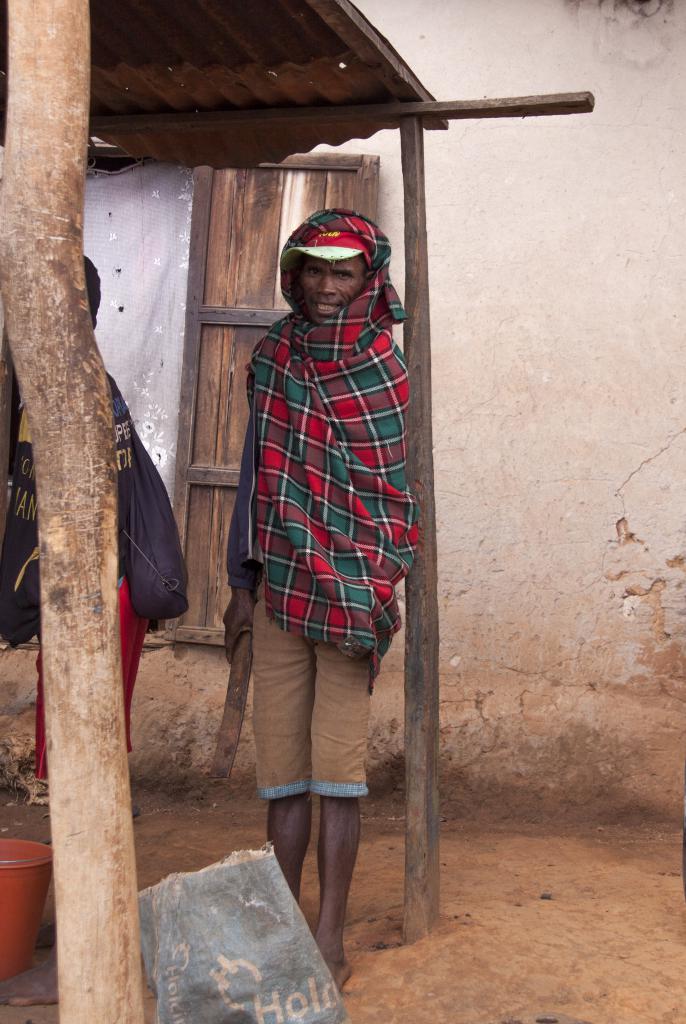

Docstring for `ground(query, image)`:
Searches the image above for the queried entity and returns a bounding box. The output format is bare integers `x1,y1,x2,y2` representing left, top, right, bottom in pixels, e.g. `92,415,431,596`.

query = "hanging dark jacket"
0,374,186,645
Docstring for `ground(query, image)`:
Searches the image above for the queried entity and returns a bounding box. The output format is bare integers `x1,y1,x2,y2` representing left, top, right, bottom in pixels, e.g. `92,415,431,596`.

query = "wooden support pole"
401,116,441,943
0,2,144,1021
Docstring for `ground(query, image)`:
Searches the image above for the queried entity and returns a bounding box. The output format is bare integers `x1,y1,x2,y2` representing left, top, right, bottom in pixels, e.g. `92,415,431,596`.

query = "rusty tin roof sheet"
0,0,440,166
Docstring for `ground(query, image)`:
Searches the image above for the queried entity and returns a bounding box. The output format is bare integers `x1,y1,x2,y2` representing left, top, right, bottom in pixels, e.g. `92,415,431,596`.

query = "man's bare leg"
268,792,312,901
0,946,58,1006
314,795,359,990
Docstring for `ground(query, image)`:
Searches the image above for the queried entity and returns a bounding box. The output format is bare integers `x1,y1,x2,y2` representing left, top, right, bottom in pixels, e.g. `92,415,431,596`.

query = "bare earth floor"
0,786,683,1024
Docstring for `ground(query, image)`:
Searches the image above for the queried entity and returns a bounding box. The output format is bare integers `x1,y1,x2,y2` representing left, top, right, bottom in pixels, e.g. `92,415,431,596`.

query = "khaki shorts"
251,593,371,800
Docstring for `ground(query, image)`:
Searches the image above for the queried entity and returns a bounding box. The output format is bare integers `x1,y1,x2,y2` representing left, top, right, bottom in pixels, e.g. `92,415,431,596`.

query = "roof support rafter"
298,0,438,101
90,91,594,137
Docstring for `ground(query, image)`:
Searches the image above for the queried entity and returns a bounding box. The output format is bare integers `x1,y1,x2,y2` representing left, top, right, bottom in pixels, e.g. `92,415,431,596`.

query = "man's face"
299,254,367,324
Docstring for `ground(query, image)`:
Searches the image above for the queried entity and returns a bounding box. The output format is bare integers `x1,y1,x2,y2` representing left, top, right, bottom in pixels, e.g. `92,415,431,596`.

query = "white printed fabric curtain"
84,161,193,495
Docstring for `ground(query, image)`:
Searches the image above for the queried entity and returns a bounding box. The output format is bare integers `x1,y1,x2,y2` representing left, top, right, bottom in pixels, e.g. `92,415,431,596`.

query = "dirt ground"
0,783,684,1024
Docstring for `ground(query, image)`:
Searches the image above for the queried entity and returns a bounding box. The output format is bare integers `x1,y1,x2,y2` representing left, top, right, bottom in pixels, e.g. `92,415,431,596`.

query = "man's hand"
223,587,256,663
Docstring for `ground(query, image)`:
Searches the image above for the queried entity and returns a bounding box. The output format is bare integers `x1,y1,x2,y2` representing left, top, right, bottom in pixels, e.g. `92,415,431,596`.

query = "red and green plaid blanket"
251,210,418,677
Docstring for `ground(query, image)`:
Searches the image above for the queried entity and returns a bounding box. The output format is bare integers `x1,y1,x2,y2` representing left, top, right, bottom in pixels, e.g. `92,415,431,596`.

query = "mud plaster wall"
0,645,407,799
326,0,686,819
2,0,686,820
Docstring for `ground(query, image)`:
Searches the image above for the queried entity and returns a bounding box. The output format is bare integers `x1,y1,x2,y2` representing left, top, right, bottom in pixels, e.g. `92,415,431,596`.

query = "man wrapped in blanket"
223,210,418,988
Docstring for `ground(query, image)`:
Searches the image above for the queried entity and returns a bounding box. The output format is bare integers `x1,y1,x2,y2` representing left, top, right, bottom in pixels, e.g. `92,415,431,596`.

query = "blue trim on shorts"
310,780,368,798
257,779,311,801
257,779,368,800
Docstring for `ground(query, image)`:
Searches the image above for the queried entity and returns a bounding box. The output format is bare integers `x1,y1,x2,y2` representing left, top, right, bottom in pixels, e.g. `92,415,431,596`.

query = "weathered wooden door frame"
171,153,379,645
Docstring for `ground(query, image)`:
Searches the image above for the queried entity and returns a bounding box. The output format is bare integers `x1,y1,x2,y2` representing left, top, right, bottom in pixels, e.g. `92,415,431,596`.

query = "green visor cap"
280,245,366,271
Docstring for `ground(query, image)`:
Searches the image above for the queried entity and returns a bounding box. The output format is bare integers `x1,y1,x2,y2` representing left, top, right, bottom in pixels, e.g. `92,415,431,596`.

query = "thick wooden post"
400,116,440,943
0,2,144,1021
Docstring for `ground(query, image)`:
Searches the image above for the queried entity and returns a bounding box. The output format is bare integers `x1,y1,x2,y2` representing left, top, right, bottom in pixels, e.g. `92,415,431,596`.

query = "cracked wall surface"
331,0,686,819
2,1,686,819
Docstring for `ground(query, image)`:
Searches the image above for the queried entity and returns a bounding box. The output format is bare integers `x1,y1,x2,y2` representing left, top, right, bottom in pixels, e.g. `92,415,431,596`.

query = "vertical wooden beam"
173,166,214,555
400,116,440,943
0,2,144,1021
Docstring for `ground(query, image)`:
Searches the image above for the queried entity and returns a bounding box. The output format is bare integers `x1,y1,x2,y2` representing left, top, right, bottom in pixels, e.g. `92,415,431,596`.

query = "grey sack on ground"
139,845,349,1024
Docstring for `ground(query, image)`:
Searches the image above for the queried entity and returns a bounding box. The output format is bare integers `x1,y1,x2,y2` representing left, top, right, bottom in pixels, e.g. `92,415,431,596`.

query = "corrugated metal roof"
0,0,441,167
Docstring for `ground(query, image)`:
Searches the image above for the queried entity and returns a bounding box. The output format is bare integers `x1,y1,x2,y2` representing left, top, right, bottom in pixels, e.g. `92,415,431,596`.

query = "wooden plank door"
173,154,379,645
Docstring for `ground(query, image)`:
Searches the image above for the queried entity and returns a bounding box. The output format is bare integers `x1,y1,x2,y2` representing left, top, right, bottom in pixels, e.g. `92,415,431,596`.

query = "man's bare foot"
323,955,352,992
315,931,352,992
0,955,58,1006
